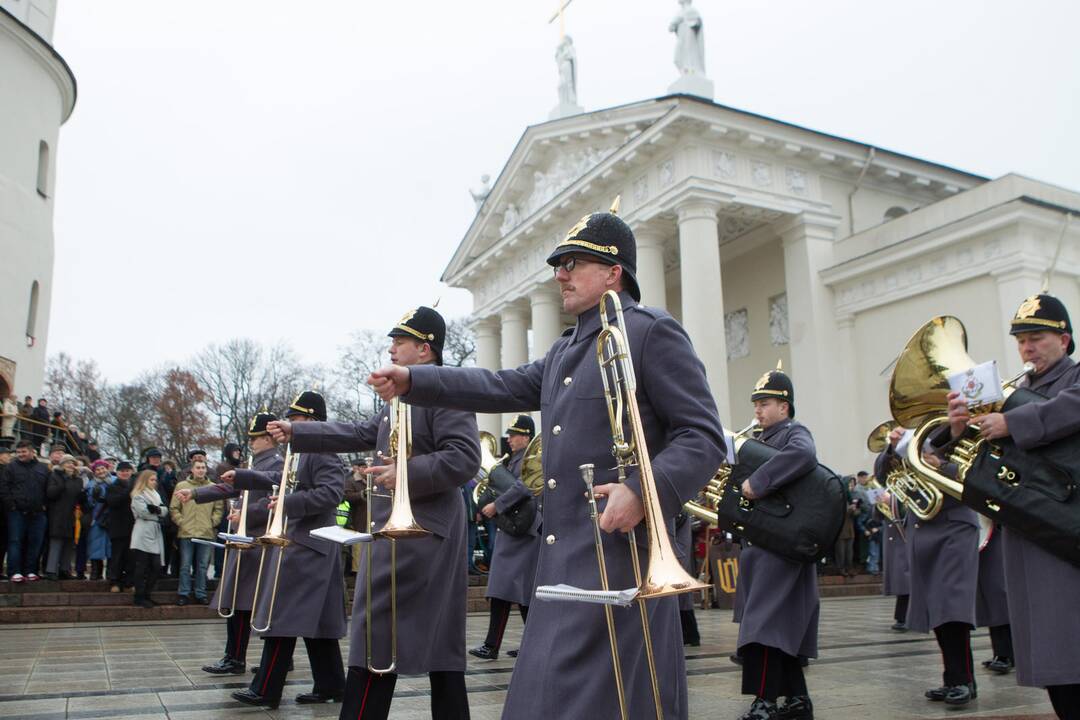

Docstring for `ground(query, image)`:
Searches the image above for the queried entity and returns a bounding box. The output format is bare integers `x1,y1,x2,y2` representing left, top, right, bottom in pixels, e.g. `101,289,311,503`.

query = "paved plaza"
0,596,1057,719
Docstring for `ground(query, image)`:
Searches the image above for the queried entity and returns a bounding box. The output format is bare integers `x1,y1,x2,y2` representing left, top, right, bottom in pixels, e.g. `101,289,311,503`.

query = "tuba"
365,398,430,674
888,316,1032,508
519,435,544,496
865,420,941,521
250,445,300,632
684,422,758,526
472,431,510,505
535,291,706,720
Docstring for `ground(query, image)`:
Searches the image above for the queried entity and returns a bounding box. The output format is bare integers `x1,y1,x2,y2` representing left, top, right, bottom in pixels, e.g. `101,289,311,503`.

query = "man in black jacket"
106,462,137,591
1,440,49,582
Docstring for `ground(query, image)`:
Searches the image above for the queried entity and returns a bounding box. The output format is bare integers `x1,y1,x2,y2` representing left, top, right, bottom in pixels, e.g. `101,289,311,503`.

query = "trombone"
217,456,256,619
365,398,430,674
250,445,299,633
536,290,707,720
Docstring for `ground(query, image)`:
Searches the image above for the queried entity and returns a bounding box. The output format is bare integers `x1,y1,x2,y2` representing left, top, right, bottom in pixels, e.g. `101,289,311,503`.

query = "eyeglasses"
552,255,597,277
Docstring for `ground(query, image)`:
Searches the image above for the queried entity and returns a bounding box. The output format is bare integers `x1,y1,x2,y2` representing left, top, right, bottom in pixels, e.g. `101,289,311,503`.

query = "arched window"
37,140,50,198
26,281,39,346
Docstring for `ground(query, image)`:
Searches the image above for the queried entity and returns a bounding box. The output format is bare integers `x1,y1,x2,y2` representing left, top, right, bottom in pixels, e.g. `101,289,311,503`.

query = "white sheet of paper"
310,526,374,546
949,360,1005,407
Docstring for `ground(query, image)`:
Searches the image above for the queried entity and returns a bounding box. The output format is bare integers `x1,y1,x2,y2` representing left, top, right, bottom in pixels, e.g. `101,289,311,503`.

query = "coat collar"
758,418,793,443
569,291,638,345
1027,355,1076,391
252,447,279,463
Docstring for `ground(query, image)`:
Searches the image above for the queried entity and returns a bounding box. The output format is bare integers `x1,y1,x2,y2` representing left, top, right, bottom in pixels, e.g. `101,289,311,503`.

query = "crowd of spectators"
0,405,239,608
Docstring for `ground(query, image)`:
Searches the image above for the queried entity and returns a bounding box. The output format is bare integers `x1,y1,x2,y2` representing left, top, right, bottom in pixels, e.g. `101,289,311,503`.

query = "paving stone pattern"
0,596,1058,719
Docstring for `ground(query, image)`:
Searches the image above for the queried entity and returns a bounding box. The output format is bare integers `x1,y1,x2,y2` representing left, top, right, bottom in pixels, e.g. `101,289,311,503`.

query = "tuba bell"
888,316,1032,509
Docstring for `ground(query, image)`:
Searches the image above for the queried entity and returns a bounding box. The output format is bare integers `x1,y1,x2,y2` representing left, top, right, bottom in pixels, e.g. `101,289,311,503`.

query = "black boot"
986,656,1014,674
777,695,813,720
203,657,245,675
468,642,498,660
738,698,778,720
943,683,976,706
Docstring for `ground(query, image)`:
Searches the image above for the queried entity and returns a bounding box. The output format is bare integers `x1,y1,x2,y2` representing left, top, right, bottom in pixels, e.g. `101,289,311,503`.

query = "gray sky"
50,0,1080,382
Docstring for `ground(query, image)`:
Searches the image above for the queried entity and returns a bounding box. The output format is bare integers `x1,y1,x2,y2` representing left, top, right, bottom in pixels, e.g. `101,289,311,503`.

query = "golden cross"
548,0,574,39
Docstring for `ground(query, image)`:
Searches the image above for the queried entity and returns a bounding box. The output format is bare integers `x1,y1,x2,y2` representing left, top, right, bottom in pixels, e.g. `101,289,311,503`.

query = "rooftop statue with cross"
547,0,583,119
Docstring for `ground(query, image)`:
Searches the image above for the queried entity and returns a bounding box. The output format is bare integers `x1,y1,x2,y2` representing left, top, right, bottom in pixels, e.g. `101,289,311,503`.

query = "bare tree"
99,378,159,460
331,329,388,423
192,339,308,449
444,317,477,368
43,352,109,441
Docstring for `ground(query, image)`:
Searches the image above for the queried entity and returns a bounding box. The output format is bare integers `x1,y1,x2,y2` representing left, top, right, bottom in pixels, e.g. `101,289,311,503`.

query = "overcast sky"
49,0,1080,382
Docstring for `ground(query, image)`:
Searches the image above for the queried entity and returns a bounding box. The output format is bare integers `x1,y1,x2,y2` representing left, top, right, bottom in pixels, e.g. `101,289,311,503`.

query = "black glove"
147,504,161,515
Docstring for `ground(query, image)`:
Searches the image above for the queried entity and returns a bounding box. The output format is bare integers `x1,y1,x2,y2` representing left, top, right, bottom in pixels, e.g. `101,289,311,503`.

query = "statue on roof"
555,35,578,107
669,0,705,76
469,174,492,211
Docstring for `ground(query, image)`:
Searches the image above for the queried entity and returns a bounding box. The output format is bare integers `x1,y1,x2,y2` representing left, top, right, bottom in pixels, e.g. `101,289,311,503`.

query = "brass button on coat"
546,534,556,545
552,425,562,435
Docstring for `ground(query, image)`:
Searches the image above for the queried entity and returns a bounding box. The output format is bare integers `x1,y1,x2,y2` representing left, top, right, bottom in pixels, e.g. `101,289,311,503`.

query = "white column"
500,304,530,432
834,314,862,472
530,286,564,433
779,212,843,463
473,316,502,438
992,267,1043,377
529,286,564,360
634,224,668,311
677,200,731,424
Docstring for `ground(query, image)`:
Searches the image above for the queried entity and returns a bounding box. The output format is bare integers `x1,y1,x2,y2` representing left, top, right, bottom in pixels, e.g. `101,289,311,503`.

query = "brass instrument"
218,456,256,619
536,290,707,720
865,419,941,521
520,434,544,496
684,422,759,526
250,445,300,632
472,431,507,504
365,398,429,675
888,316,1032,511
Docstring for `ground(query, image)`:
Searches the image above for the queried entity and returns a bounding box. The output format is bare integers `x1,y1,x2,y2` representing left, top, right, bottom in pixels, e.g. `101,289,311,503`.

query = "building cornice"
0,7,76,123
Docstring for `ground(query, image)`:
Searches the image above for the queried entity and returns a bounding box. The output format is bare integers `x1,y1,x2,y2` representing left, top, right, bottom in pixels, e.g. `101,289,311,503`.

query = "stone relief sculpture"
725,308,750,360
669,0,705,76
769,293,789,345
525,146,616,215
499,203,521,236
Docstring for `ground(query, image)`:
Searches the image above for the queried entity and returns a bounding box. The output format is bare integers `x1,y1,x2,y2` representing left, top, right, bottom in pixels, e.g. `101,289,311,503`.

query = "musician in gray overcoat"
271,307,480,720
945,292,1080,718
226,391,347,710
732,365,818,720
872,441,910,632
975,524,1013,673
368,208,726,720
470,415,542,661
181,411,280,676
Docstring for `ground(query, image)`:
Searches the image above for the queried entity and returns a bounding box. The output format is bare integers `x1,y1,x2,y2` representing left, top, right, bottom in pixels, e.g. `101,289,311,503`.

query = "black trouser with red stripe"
338,667,469,720
933,622,974,687
740,643,807,702
249,636,345,703
893,594,909,623
988,623,1013,660
483,598,528,650
224,611,252,663
1048,684,1080,720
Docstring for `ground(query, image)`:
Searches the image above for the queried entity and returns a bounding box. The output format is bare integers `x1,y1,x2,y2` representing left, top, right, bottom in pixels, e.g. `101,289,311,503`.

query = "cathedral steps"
0,578,218,624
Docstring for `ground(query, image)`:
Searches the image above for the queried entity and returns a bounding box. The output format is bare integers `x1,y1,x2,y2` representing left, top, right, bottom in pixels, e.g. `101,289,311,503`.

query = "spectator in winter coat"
30,400,49,452
44,455,84,579
1,440,49,581
105,461,136,591
85,460,113,579
130,470,167,608
169,459,224,604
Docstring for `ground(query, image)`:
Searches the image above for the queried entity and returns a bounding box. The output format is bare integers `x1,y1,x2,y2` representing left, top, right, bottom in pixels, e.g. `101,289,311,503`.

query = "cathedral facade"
443,93,1080,471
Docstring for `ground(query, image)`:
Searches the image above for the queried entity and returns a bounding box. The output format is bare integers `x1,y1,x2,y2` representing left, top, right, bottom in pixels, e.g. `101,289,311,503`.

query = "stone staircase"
0,569,879,624
0,577,219,624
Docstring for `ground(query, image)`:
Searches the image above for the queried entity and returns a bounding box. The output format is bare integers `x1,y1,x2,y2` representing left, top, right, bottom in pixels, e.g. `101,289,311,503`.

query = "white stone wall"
0,0,56,43
0,8,73,398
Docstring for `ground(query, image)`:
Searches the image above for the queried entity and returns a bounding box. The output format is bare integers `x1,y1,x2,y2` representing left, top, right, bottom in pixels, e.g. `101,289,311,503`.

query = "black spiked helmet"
750,360,795,417
506,414,535,438
388,306,446,365
287,390,327,422
1010,293,1075,355
247,410,278,437
546,196,641,301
